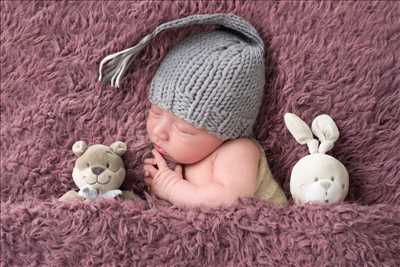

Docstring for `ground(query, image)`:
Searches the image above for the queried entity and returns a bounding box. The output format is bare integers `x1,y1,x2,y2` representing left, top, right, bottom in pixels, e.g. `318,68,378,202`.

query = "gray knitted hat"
98,13,265,140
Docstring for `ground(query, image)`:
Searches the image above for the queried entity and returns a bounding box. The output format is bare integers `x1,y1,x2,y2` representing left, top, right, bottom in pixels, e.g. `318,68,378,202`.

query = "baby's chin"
171,155,206,165
163,153,177,162
156,147,210,165
160,154,180,169
164,154,186,164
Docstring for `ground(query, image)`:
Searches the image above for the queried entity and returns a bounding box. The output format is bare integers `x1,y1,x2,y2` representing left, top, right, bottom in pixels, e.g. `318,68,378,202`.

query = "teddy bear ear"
72,141,88,156
110,141,127,156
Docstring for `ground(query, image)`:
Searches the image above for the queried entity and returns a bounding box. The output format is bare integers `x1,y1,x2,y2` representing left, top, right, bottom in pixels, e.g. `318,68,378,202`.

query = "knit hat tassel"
98,13,264,88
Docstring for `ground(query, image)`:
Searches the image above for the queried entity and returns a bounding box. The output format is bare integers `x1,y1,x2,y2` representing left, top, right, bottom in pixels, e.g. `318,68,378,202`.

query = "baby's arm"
173,139,260,207
163,179,251,208
147,139,260,208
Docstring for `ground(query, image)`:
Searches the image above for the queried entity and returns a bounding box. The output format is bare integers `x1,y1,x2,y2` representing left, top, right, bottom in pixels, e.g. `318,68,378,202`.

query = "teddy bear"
59,140,136,201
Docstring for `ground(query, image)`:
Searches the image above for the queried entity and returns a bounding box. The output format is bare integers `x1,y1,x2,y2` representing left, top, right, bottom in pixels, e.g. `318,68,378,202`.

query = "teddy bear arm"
59,190,85,202
120,190,137,200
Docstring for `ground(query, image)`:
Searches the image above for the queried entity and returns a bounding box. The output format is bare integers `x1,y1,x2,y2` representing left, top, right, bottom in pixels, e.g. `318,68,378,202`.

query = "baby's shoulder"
216,137,261,157
213,137,261,169
211,137,261,193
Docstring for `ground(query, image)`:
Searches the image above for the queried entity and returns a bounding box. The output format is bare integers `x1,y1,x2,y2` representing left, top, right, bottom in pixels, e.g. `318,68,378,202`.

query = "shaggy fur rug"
1,1,399,266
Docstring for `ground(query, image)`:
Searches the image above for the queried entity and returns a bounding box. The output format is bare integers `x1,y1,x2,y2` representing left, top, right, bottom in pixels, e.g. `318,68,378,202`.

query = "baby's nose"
152,117,171,141
154,126,169,141
156,131,169,141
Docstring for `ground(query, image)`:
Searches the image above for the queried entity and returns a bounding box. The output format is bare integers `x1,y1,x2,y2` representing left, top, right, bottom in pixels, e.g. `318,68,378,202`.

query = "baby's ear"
72,141,88,157
110,141,127,156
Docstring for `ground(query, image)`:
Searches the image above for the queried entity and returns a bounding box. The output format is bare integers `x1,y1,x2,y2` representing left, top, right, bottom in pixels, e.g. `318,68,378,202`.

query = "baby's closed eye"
150,108,162,116
173,123,197,135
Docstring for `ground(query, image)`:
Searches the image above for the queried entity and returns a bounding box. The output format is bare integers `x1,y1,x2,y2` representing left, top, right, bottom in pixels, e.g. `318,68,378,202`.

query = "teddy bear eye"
86,162,90,167
314,177,319,182
331,176,335,182
106,163,110,168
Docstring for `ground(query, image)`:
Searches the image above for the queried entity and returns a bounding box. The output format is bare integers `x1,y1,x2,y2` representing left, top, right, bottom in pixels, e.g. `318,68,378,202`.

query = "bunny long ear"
311,114,339,154
284,113,319,154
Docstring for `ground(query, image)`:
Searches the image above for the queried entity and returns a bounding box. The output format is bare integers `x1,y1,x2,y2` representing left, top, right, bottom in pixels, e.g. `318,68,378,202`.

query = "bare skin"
143,104,261,208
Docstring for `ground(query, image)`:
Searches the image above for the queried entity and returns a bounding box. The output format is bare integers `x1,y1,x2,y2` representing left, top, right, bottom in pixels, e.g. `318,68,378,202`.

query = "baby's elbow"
198,186,239,208
172,184,242,208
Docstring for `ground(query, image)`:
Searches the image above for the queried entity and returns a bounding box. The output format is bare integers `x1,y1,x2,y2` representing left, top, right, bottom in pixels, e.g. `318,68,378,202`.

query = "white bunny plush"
284,113,349,205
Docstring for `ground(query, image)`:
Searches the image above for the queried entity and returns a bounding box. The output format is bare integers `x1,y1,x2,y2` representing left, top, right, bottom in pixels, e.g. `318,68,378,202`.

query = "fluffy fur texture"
1,1,399,266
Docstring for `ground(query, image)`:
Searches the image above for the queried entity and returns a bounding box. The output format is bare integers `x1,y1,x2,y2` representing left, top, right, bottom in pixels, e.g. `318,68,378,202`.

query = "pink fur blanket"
1,1,399,266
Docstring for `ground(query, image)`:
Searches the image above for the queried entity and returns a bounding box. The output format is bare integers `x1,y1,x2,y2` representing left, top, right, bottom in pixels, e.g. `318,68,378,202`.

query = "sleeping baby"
98,13,287,208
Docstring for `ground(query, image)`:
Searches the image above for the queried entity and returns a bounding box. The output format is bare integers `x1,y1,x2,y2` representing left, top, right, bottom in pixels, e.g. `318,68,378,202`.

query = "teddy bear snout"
91,167,105,175
320,181,332,190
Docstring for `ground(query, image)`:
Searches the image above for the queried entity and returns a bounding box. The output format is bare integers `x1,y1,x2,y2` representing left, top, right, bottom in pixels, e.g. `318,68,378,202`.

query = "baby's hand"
143,149,183,201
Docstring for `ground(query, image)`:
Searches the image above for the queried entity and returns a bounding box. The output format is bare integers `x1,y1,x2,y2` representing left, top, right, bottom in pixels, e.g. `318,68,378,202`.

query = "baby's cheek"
179,141,212,163
145,118,153,134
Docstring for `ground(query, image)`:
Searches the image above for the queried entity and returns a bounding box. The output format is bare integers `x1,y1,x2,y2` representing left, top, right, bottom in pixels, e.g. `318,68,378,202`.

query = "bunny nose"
91,167,104,175
320,181,332,190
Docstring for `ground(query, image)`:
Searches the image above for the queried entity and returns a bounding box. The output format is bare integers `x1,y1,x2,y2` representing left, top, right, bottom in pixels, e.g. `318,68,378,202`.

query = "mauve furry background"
1,1,400,266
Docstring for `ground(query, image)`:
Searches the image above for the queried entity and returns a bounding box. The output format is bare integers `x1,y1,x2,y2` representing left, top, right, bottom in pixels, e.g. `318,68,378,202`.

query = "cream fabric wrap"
249,138,288,207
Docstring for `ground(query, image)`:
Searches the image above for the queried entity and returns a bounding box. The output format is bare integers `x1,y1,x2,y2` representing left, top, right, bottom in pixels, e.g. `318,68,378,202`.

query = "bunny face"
290,154,349,204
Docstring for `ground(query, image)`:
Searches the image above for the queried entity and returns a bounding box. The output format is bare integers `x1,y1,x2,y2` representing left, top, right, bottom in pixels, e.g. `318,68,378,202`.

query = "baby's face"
146,104,224,164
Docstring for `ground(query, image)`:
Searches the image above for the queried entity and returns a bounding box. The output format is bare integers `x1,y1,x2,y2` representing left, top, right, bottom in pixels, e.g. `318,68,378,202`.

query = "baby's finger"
174,164,183,176
144,164,158,178
152,149,168,170
144,178,153,192
144,158,157,165
143,162,157,168
143,163,157,175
